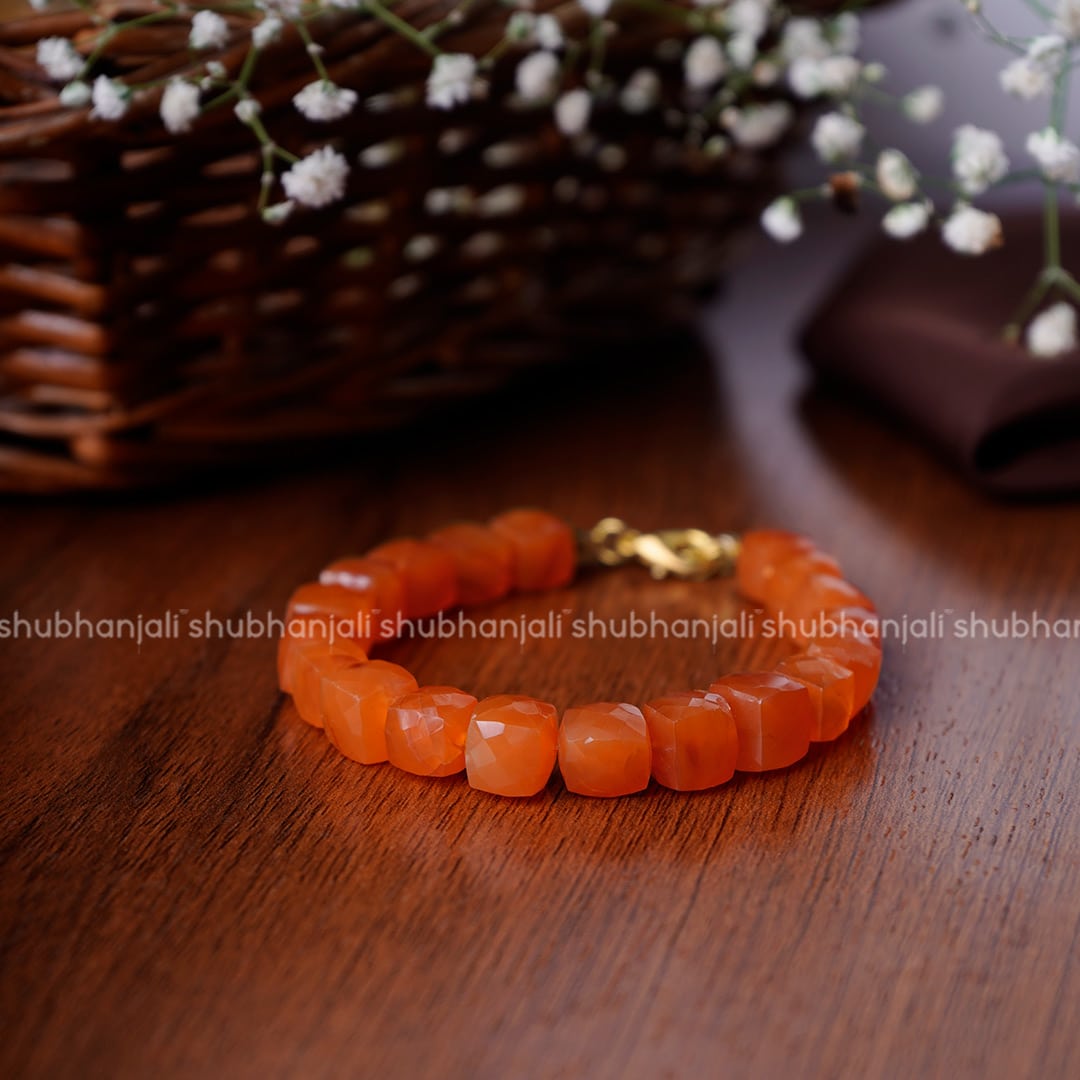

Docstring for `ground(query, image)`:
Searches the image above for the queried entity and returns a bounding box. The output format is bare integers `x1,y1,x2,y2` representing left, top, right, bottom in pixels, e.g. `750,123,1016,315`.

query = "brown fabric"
801,212,1080,496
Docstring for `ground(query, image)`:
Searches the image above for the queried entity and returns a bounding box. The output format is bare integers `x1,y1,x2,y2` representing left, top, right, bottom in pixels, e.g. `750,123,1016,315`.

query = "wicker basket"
0,1,834,491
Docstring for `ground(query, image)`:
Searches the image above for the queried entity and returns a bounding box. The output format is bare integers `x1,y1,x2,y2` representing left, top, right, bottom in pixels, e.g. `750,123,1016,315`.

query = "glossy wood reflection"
1,314,1078,1079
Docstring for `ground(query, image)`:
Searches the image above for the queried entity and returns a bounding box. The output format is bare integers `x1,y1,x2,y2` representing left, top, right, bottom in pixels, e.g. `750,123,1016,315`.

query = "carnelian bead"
285,582,375,650
319,557,407,641
489,509,576,592
780,575,875,642
642,691,738,791
277,624,367,695
736,529,815,605
760,549,842,612
366,538,457,620
708,673,813,772
428,522,514,606
293,647,367,729
774,653,857,741
558,702,652,797
321,660,418,763
808,637,881,714
465,695,559,797
385,686,478,777
809,606,882,650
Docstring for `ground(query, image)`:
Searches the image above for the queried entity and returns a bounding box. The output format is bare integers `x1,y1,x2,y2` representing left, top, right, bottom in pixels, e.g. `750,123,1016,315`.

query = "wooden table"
1,234,1077,1080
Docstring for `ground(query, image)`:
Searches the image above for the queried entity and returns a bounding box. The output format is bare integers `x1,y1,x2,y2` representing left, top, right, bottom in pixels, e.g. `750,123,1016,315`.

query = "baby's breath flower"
234,97,261,124
1000,56,1052,101
189,10,229,51
252,15,284,50
942,203,1003,256
727,33,758,71
59,81,91,107
620,68,661,113
257,0,304,16
1055,0,1080,41
578,0,612,16
810,111,864,163
554,88,591,135
902,85,944,124
883,201,931,240
761,197,802,243
281,146,350,208
818,55,861,95
1027,127,1080,183
829,13,859,56
507,11,536,41
876,149,917,201
90,76,129,121
788,57,823,98
684,37,727,90
293,80,359,121
36,37,82,83
1000,36,1066,101
1026,302,1077,357
262,200,296,225
515,51,559,101
725,0,771,41
426,53,477,109
536,15,563,51
790,54,860,98
160,78,201,134
781,17,830,62
507,10,564,49
724,101,792,148
952,124,1009,196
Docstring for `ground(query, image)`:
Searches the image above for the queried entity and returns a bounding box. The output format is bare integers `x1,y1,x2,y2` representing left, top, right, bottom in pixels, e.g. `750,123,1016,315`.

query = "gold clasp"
578,517,741,581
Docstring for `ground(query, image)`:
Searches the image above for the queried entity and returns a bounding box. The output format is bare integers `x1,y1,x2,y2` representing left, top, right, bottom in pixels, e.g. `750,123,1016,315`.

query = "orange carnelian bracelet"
277,510,883,798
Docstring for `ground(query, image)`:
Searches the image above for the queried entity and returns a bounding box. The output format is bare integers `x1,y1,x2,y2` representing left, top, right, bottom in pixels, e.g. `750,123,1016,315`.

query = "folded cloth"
801,212,1080,496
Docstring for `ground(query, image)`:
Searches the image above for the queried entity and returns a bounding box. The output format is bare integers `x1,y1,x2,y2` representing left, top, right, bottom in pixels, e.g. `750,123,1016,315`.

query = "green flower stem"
1004,270,1053,343
1045,182,1061,272
365,0,442,58
294,18,331,81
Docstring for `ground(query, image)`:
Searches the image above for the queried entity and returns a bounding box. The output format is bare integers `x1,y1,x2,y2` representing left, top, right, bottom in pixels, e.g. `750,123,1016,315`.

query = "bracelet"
277,510,882,798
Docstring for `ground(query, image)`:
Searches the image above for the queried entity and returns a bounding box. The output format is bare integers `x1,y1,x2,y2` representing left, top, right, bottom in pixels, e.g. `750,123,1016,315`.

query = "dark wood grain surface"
1,235,1078,1080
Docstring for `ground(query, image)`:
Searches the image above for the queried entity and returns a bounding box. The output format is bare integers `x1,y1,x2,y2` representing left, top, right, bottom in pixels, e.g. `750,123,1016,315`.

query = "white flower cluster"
28,0,1080,358
762,0,1080,359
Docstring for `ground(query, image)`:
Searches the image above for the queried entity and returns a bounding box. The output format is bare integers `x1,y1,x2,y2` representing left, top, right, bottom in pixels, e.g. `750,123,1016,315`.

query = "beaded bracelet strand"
277,510,882,798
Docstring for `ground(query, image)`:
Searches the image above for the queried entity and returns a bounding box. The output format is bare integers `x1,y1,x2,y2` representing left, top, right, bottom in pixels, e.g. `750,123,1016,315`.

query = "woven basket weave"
0,1,836,491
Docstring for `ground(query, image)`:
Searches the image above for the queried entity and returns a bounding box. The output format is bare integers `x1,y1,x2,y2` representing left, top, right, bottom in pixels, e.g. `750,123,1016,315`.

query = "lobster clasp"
578,518,741,581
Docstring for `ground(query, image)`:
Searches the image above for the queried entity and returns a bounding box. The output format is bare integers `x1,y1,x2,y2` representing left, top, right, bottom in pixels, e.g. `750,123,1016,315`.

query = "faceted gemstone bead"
760,549,842,612
489,509,576,592
735,529,815,605
465,695,559,797
642,691,738,791
428,522,514,606
558,702,652,797
774,653,857,741
814,606,882,648
385,686,478,777
318,557,407,641
366,538,458,620
293,648,367,729
285,582,376,651
781,574,875,641
321,660,419,763
277,625,366,695
808,636,882,714
708,673,814,772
